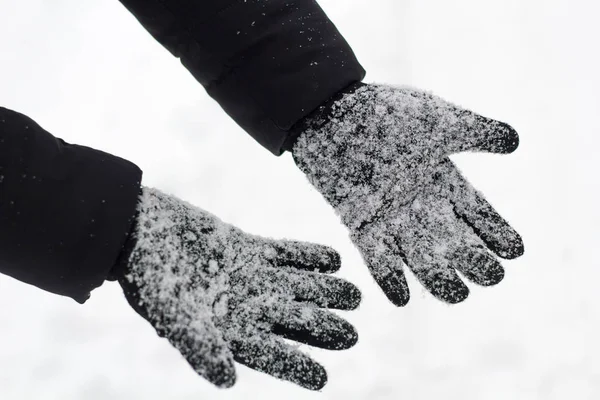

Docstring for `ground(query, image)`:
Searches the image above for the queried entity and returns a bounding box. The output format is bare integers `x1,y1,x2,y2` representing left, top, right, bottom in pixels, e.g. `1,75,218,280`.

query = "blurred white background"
0,0,599,399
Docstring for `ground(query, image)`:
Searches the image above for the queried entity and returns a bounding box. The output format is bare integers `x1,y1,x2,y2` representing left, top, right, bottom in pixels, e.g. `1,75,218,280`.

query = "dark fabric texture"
0,107,143,303
117,0,366,155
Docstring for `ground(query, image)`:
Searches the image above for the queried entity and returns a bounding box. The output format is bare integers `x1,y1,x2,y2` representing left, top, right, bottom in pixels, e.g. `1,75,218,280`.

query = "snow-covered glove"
292,83,523,306
113,188,361,390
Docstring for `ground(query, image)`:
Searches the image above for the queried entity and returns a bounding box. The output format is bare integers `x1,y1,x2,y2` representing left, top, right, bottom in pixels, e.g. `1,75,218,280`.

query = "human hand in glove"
291,83,523,306
113,188,361,390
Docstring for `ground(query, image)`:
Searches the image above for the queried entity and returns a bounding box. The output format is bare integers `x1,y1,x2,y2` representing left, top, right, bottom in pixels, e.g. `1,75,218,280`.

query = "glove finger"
269,303,358,350
168,323,237,388
434,103,520,155
395,168,509,300
229,332,328,390
390,87,519,156
404,256,470,304
245,267,361,310
439,159,524,259
451,246,505,287
391,192,470,304
260,239,342,273
353,229,411,307
282,270,361,310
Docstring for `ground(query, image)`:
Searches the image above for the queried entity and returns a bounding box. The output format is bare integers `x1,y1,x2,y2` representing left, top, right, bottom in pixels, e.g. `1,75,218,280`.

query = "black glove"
114,188,361,390
292,83,523,306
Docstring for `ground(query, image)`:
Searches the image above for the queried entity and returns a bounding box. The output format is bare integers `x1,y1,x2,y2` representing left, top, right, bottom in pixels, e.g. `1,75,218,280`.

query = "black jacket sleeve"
0,107,142,303
117,0,366,155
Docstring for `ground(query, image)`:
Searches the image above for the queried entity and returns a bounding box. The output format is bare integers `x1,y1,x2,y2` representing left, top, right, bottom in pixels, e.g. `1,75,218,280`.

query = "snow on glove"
114,187,361,390
292,83,523,306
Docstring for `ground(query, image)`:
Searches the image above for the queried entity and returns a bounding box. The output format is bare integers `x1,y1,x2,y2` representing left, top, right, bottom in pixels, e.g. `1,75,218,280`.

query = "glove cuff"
282,81,366,152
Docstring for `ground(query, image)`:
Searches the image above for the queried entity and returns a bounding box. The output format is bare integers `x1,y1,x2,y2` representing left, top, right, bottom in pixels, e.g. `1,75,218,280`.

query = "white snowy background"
1,0,599,399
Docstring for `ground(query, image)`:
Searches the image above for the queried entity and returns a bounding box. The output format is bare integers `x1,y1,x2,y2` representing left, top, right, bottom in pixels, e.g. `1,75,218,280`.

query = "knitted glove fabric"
116,188,361,390
293,84,523,306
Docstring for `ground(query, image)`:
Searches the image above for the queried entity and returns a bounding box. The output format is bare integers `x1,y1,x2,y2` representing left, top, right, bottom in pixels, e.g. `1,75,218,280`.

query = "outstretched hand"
116,188,361,390
293,83,523,305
